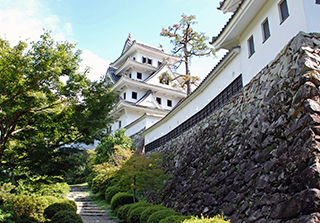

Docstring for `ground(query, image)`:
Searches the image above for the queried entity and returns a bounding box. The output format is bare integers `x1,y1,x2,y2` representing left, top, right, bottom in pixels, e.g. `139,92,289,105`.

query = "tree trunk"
185,55,191,95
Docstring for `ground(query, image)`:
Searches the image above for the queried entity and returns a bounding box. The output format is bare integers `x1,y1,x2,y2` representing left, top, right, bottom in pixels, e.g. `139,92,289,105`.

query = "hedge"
110,192,135,211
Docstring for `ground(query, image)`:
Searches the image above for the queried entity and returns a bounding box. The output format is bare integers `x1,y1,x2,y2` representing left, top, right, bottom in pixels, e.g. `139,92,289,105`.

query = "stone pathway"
67,185,118,223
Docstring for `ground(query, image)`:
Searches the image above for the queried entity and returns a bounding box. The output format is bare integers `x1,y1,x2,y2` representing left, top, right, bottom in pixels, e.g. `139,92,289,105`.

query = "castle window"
156,97,161,104
279,0,289,23
248,35,255,58
137,72,142,79
142,57,147,63
148,58,152,65
158,61,163,67
133,57,136,60
118,121,121,128
262,18,271,42
123,92,126,100
317,0,320,4
129,73,132,78
132,92,137,99
167,100,172,107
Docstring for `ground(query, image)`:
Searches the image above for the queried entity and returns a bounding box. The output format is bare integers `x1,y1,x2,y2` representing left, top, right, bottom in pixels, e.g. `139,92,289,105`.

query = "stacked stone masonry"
149,32,320,223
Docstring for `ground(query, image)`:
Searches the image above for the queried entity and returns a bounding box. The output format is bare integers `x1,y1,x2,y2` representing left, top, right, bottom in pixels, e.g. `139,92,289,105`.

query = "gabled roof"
114,56,158,75
218,0,242,13
107,66,120,83
211,0,268,50
109,98,169,118
112,75,187,97
136,90,163,110
110,35,181,68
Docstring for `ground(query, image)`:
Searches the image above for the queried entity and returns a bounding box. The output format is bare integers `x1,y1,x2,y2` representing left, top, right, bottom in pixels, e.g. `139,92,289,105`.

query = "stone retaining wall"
150,32,320,223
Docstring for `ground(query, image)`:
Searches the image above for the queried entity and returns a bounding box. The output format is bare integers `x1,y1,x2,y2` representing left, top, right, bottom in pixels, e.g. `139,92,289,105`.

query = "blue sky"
0,0,230,81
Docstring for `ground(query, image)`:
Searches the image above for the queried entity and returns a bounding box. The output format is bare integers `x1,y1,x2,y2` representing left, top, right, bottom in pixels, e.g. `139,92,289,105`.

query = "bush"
182,214,230,223
147,209,181,223
43,202,76,220
117,203,134,220
127,201,152,216
128,206,149,223
140,206,169,223
9,194,51,222
105,185,122,203
57,199,77,210
51,210,83,223
159,215,191,223
110,192,135,211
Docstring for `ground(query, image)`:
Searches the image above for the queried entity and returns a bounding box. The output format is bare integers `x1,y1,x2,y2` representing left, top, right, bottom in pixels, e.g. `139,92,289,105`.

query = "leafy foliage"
110,192,135,211
147,209,181,223
105,185,123,203
51,210,84,223
43,202,76,220
116,203,134,220
140,206,169,223
182,214,230,223
115,153,170,202
93,128,133,165
0,31,117,177
128,206,149,223
160,14,214,94
159,215,191,223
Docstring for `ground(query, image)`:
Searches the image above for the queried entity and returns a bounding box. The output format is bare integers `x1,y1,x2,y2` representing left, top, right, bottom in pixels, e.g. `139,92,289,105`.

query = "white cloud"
0,0,108,81
81,50,110,81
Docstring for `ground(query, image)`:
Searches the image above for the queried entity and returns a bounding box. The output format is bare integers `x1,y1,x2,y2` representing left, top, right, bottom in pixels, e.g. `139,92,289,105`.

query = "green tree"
93,128,133,165
115,153,170,202
0,31,117,177
160,14,214,95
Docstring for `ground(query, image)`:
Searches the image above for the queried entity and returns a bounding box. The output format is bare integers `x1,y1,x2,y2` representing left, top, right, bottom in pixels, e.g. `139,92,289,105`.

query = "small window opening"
137,72,142,79
123,92,126,100
142,57,147,63
156,97,161,104
167,100,172,107
148,58,152,65
279,0,289,23
248,35,255,58
262,18,271,42
132,92,137,99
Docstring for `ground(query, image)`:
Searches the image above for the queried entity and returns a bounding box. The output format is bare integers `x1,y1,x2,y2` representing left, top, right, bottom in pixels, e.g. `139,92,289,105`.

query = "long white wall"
144,0,320,145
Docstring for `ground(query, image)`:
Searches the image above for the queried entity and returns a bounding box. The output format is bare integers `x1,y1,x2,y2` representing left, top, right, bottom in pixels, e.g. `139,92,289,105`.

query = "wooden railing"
145,74,243,152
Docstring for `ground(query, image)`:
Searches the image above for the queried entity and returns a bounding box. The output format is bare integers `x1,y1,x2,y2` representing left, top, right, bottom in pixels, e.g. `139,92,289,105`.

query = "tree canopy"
0,32,117,177
160,14,214,95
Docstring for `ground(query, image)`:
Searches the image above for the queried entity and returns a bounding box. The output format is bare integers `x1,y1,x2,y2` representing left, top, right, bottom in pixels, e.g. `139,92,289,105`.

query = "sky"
0,0,231,82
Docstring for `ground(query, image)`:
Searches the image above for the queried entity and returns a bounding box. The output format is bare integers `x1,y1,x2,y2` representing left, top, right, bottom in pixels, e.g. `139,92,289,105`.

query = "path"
67,185,118,223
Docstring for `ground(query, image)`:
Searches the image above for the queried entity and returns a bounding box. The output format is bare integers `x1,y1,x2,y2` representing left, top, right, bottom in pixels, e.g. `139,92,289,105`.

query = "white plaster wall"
145,0,320,145
126,115,162,137
302,0,320,32
239,0,314,86
133,52,164,68
145,56,242,144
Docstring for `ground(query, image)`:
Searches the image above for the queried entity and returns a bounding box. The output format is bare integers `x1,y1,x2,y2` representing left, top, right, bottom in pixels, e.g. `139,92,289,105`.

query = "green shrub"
159,215,191,223
41,196,59,206
110,192,135,211
182,214,230,223
127,201,152,216
43,202,76,220
105,185,122,203
51,210,83,223
117,203,134,220
128,207,149,223
91,174,114,195
9,194,51,222
57,199,77,210
147,209,181,223
140,206,169,223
